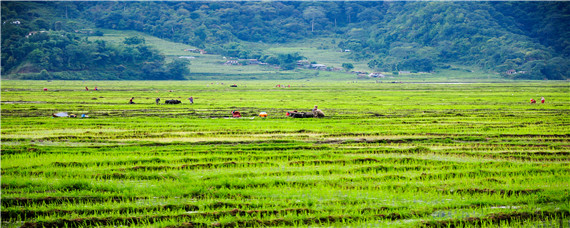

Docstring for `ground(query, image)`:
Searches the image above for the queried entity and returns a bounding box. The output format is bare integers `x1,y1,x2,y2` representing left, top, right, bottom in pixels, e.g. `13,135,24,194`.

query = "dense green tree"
341,63,354,72
166,59,191,80
1,29,187,79
123,36,145,45
1,1,569,79
261,55,280,65
39,69,50,79
277,53,304,70
303,6,326,32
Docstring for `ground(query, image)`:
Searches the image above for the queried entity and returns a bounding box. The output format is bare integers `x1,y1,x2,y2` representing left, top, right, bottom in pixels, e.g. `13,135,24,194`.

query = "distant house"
26,31,47,38
333,67,343,72
506,69,516,75
11,20,21,25
506,69,527,75
224,60,239,65
296,60,310,67
398,71,411,75
247,59,262,65
179,56,195,59
369,73,386,78
311,64,327,70
344,49,351,52
74,29,94,34
185,49,207,54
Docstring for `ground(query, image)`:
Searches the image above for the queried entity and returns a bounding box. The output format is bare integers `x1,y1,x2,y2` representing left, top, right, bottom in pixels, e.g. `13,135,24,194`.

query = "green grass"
259,37,367,71
90,29,196,56
86,29,504,81
90,29,290,79
1,80,569,227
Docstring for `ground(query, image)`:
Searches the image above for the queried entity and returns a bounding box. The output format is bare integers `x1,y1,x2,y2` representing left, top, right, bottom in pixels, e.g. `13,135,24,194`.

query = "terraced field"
1,80,569,227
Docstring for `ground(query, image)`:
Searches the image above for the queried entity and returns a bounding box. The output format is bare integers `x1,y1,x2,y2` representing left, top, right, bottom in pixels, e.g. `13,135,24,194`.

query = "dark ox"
287,112,317,118
165,100,181,104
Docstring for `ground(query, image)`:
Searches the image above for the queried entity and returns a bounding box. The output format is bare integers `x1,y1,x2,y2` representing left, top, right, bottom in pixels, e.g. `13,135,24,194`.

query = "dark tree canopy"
2,1,569,80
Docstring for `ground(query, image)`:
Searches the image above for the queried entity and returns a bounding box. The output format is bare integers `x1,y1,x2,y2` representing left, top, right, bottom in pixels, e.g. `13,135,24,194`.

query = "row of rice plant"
2,80,568,227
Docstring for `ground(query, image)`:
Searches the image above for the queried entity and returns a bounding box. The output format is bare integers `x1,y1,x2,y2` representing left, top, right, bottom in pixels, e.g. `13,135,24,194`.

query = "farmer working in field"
156,97,160,105
312,105,325,118
129,97,135,104
188,96,194,104
541,97,545,104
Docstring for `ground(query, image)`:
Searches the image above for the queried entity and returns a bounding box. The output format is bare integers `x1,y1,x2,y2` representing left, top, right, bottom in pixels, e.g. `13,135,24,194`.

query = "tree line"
1,2,189,80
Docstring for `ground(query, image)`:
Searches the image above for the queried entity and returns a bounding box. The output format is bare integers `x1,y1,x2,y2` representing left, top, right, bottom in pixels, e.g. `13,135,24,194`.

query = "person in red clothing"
85,86,89,91
541,97,545,104
530,98,536,103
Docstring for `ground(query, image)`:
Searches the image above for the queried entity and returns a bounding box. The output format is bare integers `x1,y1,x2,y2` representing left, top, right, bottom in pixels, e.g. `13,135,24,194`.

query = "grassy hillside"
88,29,314,80
89,29,354,80
88,29,500,81
2,1,569,80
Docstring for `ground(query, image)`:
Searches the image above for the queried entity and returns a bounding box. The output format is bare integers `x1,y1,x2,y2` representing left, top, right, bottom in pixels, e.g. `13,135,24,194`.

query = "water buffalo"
165,100,181,104
287,111,322,118
313,109,325,118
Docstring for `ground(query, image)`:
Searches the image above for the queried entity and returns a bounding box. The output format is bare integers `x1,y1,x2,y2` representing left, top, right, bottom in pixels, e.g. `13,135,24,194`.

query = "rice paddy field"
1,80,569,227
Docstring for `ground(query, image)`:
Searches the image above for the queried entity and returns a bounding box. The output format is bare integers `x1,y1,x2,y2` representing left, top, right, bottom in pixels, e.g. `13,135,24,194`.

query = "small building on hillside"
398,71,411,75
506,69,527,75
247,59,262,65
224,60,239,65
26,31,47,38
506,69,516,75
185,49,207,54
311,64,327,70
369,72,386,78
74,29,94,34
297,60,310,67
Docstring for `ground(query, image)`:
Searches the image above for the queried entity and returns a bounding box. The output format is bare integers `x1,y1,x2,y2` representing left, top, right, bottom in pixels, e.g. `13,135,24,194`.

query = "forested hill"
2,1,569,80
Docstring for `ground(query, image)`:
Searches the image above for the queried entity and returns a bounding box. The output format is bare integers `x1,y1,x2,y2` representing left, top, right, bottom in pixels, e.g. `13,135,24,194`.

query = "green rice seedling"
1,80,568,227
